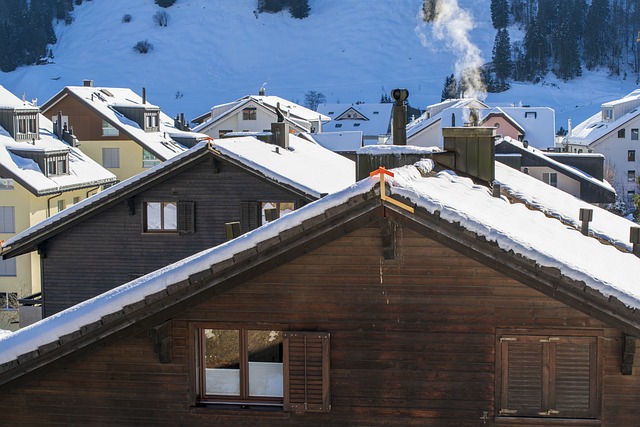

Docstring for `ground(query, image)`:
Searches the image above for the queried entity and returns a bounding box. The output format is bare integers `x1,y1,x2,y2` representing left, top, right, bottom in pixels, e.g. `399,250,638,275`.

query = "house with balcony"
0,85,117,330
40,81,203,182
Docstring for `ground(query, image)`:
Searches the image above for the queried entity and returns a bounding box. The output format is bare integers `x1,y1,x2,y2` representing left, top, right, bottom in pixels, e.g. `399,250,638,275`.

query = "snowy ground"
0,0,637,131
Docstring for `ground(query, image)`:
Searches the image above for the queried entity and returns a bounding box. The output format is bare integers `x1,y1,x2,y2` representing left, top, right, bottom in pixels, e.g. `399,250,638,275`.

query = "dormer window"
14,112,39,141
144,111,160,132
602,108,613,122
45,153,69,177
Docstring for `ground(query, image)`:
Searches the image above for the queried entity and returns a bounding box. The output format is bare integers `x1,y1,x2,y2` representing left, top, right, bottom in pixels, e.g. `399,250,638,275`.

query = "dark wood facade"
1,216,639,426
38,154,309,316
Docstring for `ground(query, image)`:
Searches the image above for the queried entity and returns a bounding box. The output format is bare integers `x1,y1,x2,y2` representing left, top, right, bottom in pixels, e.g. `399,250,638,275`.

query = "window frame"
628,170,636,182
143,201,195,234
542,172,558,187
242,107,257,121
619,128,626,138
0,291,18,309
142,149,161,168
190,323,330,413
629,150,636,162
496,329,602,421
632,128,639,141
101,119,120,137
0,258,17,277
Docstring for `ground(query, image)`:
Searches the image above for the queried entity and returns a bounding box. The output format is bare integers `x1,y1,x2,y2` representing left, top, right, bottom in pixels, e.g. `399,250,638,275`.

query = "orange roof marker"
370,167,414,213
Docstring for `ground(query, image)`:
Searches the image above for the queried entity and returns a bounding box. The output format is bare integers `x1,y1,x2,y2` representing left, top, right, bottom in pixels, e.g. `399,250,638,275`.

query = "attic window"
524,111,537,119
100,89,114,97
335,124,342,128
328,111,334,115
354,123,361,127
145,111,160,131
144,201,195,234
373,111,379,115
102,120,119,137
242,107,257,121
602,108,613,122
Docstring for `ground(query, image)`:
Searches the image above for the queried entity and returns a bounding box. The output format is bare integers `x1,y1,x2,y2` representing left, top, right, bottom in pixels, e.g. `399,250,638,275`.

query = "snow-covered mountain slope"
1,0,637,130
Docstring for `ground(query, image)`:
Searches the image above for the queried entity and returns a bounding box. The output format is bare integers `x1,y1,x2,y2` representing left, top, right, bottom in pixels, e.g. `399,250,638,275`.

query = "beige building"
0,85,117,330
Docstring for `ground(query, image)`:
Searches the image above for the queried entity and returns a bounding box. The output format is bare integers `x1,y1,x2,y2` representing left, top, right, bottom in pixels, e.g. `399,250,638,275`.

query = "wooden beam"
148,320,172,364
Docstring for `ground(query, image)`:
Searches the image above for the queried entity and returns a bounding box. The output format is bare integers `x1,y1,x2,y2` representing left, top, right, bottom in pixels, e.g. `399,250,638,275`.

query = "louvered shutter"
500,336,544,416
241,201,260,232
177,201,195,234
554,337,598,418
283,331,330,413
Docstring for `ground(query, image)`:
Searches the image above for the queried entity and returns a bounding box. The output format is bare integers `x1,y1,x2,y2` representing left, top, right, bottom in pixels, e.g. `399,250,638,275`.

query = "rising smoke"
415,0,487,100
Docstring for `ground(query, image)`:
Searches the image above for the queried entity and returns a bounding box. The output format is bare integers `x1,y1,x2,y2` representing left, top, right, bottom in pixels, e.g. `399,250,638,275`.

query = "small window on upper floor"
0,178,14,190
354,123,361,127
524,111,537,119
373,111,379,115
14,113,38,141
335,123,342,128
632,129,639,141
628,190,636,204
144,201,195,234
629,150,636,162
102,120,119,137
542,172,558,187
602,108,613,122
0,206,15,233
618,129,626,138
57,199,66,213
102,147,120,168
145,112,159,131
46,154,69,177
628,170,636,182
242,107,257,121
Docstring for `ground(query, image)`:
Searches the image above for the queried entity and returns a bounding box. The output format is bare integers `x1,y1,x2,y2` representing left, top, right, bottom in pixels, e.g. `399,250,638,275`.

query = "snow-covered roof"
2,135,354,253
317,103,392,137
213,134,354,198
0,87,117,196
497,136,614,195
43,86,192,160
406,98,488,139
300,131,363,152
568,90,640,147
2,150,640,365
495,106,556,149
193,95,330,134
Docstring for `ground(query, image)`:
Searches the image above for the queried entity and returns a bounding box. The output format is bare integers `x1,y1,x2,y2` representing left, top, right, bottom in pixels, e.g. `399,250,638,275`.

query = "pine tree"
522,17,547,81
289,0,310,19
441,74,457,101
584,0,611,70
492,28,512,89
490,0,509,29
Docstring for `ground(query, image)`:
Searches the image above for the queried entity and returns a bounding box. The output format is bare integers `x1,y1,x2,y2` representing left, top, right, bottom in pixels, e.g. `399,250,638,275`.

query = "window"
0,206,15,233
525,111,537,119
632,129,639,141
46,154,68,176
0,291,18,309
496,330,600,420
602,108,613,121
57,199,66,212
261,202,295,223
73,196,80,205
15,113,38,140
353,123,361,127
102,148,120,168
242,107,257,121
629,150,636,162
542,172,558,187
0,258,17,277
145,112,159,131
0,179,14,190
335,124,342,128
619,129,626,138
194,327,330,412
142,150,161,168
628,170,636,182
628,191,636,204
102,120,119,137
144,201,195,234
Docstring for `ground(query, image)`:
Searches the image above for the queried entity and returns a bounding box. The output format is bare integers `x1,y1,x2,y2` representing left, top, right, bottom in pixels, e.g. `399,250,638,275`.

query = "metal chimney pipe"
579,208,593,236
630,227,640,257
391,88,409,146
142,87,146,104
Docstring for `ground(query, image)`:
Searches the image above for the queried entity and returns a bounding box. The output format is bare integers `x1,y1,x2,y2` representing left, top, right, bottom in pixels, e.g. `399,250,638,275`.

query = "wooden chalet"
1,135,354,318
1,131,640,425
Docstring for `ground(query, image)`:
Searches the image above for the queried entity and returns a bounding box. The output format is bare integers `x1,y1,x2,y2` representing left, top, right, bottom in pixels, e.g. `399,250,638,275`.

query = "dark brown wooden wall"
41,156,307,316
3,224,640,426
42,93,128,141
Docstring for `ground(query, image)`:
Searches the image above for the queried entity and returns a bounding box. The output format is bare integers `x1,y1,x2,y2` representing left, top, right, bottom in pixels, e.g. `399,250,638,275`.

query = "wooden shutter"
177,201,195,234
241,201,260,232
283,331,330,413
554,337,598,419
500,336,544,417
